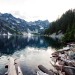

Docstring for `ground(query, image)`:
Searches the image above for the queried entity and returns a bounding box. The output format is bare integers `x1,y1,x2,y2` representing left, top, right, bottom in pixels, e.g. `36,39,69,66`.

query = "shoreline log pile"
4,43,75,75
38,43,75,75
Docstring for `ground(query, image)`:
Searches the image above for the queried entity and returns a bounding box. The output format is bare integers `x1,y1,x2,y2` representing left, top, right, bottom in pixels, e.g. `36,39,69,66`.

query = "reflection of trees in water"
44,36,64,49
0,35,26,55
0,35,64,55
0,35,48,55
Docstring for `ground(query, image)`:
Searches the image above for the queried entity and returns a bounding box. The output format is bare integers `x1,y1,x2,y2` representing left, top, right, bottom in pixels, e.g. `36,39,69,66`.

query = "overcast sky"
0,0,75,22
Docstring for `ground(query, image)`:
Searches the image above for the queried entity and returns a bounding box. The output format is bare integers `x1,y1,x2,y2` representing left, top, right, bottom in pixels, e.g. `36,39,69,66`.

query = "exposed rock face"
0,13,50,34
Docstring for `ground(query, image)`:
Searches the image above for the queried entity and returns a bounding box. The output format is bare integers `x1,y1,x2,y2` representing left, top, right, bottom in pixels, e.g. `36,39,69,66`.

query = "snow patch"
8,32,12,35
6,18,8,20
40,26,44,29
16,20,20,23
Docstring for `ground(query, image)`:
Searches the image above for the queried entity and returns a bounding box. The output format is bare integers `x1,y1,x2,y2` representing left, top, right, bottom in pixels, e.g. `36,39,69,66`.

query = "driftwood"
38,65,55,75
5,57,23,75
18,66,23,75
64,66,75,69
62,67,75,75
51,44,75,75
50,61,75,75
56,48,70,53
7,57,17,75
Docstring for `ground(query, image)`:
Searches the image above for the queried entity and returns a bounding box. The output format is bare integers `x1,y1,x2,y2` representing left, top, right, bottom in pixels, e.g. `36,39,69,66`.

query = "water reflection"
0,35,63,55
0,47,55,75
0,35,49,55
14,47,55,75
44,36,64,49
0,35,64,75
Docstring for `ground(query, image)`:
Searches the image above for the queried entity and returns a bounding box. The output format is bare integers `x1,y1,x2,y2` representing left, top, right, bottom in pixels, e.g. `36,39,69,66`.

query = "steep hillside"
0,18,22,35
44,9,75,42
27,20,49,33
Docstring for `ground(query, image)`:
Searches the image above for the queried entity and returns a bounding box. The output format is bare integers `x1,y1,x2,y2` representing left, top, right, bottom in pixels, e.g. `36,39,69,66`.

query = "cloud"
0,0,75,21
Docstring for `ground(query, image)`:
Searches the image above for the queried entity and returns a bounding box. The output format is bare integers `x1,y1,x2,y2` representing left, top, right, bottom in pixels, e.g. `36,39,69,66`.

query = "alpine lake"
0,34,64,75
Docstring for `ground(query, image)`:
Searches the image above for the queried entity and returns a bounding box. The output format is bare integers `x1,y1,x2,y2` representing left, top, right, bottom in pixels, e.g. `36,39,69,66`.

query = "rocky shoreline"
37,43,75,75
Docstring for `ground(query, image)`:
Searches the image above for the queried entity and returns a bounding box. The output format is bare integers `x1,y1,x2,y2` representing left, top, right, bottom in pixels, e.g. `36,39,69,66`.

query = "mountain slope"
0,18,22,35
0,13,29,32
0,13,50,34
27,20,49,33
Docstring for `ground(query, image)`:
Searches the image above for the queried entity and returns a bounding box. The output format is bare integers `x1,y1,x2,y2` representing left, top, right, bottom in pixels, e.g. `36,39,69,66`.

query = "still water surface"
0,35,64,75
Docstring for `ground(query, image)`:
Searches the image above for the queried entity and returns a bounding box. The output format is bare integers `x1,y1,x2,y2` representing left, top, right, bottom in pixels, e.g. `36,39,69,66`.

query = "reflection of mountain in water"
0,35,65,75
0,35,48,55
0,35,64,55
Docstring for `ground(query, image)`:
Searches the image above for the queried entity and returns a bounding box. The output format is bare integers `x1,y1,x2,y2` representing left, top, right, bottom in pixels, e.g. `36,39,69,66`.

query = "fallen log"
7,57,17,75
50,61,75,75
38,65,55,75
64,66,75,69
18,66,23,75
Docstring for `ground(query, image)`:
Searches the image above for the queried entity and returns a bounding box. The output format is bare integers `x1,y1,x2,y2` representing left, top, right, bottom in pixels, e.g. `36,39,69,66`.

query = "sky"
0,0,75,22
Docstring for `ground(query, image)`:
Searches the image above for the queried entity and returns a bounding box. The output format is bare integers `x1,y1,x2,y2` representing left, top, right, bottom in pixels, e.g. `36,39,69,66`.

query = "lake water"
0,35,64,75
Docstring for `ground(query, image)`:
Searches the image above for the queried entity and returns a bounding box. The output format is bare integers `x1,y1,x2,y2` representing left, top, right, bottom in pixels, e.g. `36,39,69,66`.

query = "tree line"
44,9,75,42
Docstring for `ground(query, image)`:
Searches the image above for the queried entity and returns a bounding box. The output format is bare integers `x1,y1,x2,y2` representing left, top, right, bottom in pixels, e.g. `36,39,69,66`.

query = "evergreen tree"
44,9,75,42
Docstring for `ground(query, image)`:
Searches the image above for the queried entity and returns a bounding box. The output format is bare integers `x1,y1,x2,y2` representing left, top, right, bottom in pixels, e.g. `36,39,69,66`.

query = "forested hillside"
44,9,75,42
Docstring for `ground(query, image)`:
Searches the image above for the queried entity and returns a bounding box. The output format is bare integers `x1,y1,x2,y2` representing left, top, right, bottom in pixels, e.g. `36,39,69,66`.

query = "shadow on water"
44,36,64,49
